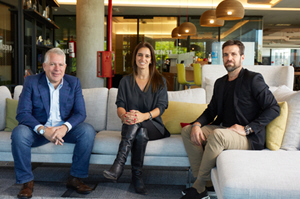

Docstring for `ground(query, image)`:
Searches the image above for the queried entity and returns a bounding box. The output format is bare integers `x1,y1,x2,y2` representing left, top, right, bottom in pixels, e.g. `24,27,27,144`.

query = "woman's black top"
116,75,170,136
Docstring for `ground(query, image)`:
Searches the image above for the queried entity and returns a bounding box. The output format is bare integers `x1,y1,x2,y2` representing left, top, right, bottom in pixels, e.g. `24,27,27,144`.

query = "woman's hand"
121,110,149,125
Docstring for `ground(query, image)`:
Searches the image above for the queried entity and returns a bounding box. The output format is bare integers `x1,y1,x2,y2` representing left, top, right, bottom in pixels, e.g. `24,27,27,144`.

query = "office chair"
192,63,202,87
177,63,195,90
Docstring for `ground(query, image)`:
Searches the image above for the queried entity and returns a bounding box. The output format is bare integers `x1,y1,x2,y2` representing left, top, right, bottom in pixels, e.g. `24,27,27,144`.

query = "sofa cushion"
92,131,188,157
167,88,206,104
213,150,300,199
205,77,214,103
106,88,121,131
265,101,288,151
161,101,207,134
13,85,23,100
82,88,108,132
273,86,300,151
0,86,12,131
0,131,75,153
4,98,19,132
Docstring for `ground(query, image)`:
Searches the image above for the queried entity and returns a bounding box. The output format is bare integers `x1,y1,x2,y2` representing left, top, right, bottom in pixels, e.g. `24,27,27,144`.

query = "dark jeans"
11,122,95,184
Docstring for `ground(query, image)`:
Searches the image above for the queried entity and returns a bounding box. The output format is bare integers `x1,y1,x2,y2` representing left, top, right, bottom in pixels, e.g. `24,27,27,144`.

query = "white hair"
44,48,66,64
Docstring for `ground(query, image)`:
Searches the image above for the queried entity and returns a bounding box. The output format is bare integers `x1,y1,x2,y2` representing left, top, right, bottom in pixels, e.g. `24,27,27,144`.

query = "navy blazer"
16,72,86,130
194,68,280,150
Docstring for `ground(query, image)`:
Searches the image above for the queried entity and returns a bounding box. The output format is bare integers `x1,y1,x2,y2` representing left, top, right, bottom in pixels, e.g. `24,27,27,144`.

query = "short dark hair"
222,40,245,55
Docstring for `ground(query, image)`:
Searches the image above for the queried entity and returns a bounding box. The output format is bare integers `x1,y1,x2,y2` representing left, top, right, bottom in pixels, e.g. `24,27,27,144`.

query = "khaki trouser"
181,125,251,192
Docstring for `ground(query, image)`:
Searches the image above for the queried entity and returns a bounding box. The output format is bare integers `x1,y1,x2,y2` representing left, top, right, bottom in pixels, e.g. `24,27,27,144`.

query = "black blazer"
194,68,280,150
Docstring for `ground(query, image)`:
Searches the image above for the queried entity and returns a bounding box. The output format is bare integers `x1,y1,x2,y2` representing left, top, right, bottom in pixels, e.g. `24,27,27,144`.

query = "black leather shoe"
66,176,92,194
180,187,210,199
17,180,34,199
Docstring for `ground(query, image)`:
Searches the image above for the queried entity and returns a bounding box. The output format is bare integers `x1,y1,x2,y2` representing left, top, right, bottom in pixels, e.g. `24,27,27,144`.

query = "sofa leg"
186,167,192,188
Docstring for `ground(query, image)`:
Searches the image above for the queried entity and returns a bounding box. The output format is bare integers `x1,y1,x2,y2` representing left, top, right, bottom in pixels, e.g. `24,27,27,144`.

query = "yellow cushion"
5,98,19,132
266,101,288,151
162,101,207,134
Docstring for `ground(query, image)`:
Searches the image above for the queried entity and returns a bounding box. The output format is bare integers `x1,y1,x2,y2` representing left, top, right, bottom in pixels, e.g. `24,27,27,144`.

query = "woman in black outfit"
103,42,170,194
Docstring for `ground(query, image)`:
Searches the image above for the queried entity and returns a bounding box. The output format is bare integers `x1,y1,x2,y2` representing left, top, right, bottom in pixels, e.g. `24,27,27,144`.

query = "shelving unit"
16,0,60,82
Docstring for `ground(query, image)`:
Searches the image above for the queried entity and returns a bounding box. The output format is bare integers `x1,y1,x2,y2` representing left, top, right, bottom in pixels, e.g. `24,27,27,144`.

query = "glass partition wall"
52,15,262,78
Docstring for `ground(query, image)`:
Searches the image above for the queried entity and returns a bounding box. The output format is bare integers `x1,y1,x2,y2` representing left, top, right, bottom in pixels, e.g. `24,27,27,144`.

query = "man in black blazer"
180,40,280,199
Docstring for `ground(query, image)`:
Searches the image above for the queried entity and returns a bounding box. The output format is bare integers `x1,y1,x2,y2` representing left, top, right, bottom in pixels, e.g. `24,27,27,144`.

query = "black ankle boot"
131,128,149,195
103,124,140,181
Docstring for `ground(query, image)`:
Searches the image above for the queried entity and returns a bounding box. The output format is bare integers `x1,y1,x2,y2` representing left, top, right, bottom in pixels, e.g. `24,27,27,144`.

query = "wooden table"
295,71,300,76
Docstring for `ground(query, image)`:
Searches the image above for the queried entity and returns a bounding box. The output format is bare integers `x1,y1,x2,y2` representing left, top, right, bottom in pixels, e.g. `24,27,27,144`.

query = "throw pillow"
161,101,207,134
5,98,19,132
272,86,300,151
266,101,288,151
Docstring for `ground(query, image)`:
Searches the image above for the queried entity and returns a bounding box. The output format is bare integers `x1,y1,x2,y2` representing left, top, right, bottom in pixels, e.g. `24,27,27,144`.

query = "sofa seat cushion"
92,131,188,157
0,131,75,154
212,150,300,199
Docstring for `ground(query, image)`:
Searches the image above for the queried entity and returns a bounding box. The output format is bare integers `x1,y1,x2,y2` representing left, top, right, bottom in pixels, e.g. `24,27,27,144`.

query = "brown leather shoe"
66,176,92,194
17,180,34,198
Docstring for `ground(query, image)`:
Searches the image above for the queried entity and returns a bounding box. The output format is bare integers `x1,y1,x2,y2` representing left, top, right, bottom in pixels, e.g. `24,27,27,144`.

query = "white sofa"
201,65,300,199
0,85,206,185
1,65,299,198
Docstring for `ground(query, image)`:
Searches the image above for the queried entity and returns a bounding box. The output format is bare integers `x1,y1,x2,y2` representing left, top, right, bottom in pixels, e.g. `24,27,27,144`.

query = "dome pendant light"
216,0,244,20
200,10,224,27
178,0,197,36
171,27,187,39
178,22,197,36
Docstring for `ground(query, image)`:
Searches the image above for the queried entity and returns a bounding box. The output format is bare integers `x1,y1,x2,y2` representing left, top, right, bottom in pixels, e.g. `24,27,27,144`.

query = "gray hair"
44,48,66,64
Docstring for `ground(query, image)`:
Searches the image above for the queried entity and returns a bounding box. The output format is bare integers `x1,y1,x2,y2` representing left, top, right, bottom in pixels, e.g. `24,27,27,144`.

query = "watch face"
39,129,45,135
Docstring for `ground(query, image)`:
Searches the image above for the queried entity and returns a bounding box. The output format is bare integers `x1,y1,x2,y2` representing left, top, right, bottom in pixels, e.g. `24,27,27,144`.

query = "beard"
224,60,241,72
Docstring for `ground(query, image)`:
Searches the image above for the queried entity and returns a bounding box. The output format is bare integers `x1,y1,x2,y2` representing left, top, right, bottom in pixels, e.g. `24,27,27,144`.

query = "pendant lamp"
216,0,244,20
200,10,224,27
178,0,197,36
171,27,187,39
178,22,197,36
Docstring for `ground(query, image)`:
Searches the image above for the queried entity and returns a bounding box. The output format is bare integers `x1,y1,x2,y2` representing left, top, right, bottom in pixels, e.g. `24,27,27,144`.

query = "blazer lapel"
38,74,50,116
59,78,70,115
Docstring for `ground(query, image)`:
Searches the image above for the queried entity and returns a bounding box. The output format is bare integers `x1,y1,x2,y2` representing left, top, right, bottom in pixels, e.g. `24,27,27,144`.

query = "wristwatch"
38,126,47,135
244,125,252,135
149,112,152,120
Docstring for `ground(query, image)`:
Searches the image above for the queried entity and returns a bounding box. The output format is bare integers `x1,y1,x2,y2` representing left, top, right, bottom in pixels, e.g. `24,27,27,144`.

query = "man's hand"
190,123,205,146
51,125,68,145
43,126,62,144
43,126,67,145
227,124,246,136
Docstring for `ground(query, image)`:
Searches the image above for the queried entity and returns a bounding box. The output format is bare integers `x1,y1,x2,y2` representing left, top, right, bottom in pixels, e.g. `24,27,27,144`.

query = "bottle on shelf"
208,53,212,64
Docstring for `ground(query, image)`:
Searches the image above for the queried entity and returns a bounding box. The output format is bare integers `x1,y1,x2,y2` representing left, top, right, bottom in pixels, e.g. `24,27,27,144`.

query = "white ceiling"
2,0,300,48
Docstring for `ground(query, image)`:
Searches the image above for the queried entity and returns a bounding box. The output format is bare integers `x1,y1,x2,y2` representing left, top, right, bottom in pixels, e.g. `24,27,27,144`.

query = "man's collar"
45,75,64,89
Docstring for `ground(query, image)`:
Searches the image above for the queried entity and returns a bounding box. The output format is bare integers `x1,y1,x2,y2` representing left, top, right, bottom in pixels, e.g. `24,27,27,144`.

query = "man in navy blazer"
180,40,280,199
11,48,96,199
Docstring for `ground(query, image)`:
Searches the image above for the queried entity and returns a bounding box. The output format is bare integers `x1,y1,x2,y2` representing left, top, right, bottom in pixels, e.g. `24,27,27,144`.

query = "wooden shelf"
36,45,53,50
24,9,59,29
38,0,60,7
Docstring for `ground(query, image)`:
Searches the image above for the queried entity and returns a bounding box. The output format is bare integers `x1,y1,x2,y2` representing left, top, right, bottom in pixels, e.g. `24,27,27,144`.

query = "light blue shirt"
34,76,72,134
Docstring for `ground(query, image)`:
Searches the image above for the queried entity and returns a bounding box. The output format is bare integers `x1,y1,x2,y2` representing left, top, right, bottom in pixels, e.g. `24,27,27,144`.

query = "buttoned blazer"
16,72,86,130
195,68,280,150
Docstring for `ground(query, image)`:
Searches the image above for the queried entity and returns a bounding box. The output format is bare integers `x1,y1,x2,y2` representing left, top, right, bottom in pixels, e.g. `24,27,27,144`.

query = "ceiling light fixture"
178,0,197,36
200,0,224,27
172,0,187,39
216,0,245,20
